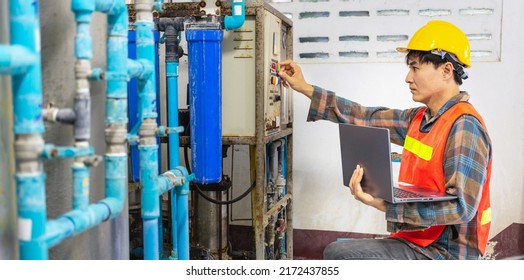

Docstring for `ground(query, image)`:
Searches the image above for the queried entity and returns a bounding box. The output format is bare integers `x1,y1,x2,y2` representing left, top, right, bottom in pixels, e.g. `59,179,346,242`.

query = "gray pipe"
56,109,76,124
73,60,91,142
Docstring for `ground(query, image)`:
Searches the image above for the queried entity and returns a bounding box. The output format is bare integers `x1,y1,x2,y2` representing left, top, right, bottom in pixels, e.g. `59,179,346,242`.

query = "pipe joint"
128,58,153,80
138,119,158,145
71,0,95,22
163,170,187,187
42,106,58,122
105,124,128,153
0,45,37,75
105,124,128,144
75,59,92,80
171,166,192,196
15,135,45,163
135,0,154,21
96,201,113,221
157,17,196,33
276,175,286,188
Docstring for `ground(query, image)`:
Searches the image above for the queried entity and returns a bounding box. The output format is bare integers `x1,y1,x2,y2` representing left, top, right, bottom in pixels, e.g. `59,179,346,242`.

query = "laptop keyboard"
394,187,427,198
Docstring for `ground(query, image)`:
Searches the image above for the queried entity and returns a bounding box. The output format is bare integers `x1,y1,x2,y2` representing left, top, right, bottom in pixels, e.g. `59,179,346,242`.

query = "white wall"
291,0,524,238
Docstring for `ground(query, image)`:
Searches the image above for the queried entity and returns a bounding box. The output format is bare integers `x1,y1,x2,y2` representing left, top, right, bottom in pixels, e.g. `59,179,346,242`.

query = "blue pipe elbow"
224,0,245,30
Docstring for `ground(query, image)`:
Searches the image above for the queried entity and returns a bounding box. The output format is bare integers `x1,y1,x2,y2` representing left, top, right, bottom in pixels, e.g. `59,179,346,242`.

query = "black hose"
193,181,256,205
184,145,255,205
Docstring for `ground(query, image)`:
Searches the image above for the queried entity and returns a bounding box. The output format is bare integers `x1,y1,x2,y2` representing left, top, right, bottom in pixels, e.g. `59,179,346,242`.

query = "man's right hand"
278,60,314,98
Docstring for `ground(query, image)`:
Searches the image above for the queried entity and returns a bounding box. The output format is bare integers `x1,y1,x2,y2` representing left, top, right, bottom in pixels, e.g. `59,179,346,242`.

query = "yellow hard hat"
397,20,471,67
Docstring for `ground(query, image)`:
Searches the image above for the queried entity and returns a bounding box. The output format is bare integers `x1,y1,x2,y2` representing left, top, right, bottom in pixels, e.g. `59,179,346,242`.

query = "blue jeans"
323,238,430,260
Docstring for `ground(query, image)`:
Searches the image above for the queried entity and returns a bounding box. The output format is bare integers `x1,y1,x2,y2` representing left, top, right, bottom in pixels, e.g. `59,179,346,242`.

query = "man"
278,20,492,260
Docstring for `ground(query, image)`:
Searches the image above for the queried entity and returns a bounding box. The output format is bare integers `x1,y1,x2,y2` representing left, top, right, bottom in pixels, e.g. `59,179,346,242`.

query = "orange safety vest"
390,102,492,254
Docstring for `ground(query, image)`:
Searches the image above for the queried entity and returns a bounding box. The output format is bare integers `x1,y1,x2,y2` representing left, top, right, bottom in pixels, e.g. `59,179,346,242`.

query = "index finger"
279,60,294,67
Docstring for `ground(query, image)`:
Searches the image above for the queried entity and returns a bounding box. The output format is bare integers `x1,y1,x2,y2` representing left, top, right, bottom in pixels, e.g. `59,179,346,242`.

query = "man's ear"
442,62,454,80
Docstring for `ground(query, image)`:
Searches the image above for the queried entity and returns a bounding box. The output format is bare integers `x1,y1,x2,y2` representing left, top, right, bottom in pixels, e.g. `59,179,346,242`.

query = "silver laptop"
339,123,457,203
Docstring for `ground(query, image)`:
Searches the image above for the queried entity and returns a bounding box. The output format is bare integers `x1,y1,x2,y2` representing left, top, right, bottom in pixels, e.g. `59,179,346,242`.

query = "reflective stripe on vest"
404,135,434,161
481,207,492,226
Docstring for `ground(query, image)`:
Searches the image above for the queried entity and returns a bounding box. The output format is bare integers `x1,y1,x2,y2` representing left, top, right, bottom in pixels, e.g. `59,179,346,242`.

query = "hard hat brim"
396,47,409,53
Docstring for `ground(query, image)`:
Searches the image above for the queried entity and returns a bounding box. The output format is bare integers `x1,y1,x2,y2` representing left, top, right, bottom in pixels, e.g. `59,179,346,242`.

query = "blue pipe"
176,169,191,260
101,155,127,219
41,144,94,159
166,60,180,259
95,0,129,221
72,163,90,210
71,0,95,59
96,0,129,125
167,62,180,171
134,2,162,258
9,0,47,260
135,21,158,120
11,0,44,135
224,0,245,30
17,173,47,260
0,45,37,75
140,145,160,260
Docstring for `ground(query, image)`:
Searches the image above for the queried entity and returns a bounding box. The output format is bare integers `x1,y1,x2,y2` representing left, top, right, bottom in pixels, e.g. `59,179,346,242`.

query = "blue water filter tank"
186,25,223,184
